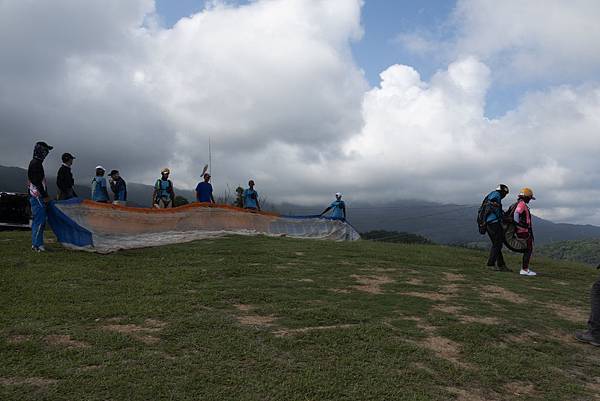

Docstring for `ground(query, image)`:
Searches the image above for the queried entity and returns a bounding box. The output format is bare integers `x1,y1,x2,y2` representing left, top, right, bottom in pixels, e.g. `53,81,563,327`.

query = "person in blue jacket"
91,166,110,203
243,180,260,211
320,192,346,220
195,173,215,203
485,184,510,271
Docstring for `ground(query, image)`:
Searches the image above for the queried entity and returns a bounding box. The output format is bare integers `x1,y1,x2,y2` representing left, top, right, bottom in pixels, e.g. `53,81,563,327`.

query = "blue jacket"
485,190,503,223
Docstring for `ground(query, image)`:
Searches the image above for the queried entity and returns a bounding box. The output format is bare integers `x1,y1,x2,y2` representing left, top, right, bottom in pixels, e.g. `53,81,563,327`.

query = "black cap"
109,169,119,176
36,141,53,150
61,152,75,162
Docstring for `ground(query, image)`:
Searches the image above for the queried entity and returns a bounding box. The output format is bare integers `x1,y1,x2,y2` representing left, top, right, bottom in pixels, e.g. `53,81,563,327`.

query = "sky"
1,0,600,224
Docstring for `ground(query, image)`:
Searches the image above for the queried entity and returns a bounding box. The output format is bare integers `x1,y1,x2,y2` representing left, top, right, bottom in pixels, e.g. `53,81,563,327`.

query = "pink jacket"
513,200,532,235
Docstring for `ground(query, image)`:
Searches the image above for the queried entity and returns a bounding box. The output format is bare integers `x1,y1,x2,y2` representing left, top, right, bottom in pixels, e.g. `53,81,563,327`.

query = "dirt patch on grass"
480,285,526,304
7,335,33,344
586,380,600,399
233,304,255,312
433,305,501,325
459,315,501,325
434,305,464,314
79,365,103,372
400,291,451,301
329,288,351,294
410,362,436,375
44,335,89,349
504,381,536,397
350,274,395,294
273,324,356,337
296,278,314,282
102,320,165,345
546,303,587,323
443,273,466,281
294,252,305,256
505,330,540,343
237,315,277,327
440,283,461,294
0,377,58,387
406,278,424,285
421,336,470,368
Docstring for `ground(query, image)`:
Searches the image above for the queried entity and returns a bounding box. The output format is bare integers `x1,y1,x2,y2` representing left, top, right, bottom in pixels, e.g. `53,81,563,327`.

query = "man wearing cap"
56,153,77,200
483,184,510,272
320,193,346,220
108,170,127,203
91,166,110,203
195,173,215,203
28,141,53,251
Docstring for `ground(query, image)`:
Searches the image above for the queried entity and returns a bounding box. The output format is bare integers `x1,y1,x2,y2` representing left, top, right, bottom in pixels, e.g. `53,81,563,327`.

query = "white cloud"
337,57,600,223
403,0,600,84
1,0,600,225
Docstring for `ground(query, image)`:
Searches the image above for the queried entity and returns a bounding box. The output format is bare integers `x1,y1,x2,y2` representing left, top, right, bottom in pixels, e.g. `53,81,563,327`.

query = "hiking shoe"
519,269,537,276
575,331,600,346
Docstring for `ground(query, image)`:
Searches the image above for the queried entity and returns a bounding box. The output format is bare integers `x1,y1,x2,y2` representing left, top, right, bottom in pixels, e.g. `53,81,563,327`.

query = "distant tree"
173,195,189,207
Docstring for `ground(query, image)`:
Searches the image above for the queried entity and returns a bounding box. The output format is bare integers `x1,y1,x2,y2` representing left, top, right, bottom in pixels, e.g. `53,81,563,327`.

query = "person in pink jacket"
514,188,537,276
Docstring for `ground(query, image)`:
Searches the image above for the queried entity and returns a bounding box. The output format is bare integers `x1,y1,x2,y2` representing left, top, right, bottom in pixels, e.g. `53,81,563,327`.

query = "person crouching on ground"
195,173,215,203
319,192,346,221
575,264,600,347
91,166,110,203
243,180,260,211
153,168,175,208
514,188,537,276
108,170,127,204
485,184,510,271
57,152,77,200
27,141,53,252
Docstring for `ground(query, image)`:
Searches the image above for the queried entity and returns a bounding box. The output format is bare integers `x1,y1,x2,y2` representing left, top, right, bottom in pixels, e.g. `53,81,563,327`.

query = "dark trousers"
486,221,505,267
522,237,534,270
589,276,600,339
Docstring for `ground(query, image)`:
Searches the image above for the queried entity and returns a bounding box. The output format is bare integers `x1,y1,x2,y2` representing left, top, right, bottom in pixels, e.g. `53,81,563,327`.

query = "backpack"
504,202,519,223
476,197,491,235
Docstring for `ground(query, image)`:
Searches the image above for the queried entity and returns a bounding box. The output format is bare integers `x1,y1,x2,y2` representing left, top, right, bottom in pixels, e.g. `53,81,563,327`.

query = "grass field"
1,231,599,401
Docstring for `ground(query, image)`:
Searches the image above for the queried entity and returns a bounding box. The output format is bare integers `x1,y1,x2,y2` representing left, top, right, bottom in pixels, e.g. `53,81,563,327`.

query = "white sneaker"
32,245,46,252
520,269,537,276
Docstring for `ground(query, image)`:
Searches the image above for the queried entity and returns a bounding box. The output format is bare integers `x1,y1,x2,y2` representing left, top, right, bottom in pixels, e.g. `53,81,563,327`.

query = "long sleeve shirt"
27,158,48,198
57,165,75,193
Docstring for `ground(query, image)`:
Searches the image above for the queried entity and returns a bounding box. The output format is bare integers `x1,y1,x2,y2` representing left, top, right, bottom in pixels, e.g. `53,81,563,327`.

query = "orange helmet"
519,187,535,200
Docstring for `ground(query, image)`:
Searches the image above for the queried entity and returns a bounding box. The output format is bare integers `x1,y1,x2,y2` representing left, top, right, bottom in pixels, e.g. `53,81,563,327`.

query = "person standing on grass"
575,265,600,347
153,168,175,208
514,187,537,276
319,192,346,221
195,173,215,203
243,180,260,211
56,152,77,200
27,141,53,252
108,170,127,203
91,166,110,203
484,184,510,272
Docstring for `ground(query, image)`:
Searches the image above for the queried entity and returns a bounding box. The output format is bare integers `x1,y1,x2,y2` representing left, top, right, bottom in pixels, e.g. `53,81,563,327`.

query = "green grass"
1,231,599,400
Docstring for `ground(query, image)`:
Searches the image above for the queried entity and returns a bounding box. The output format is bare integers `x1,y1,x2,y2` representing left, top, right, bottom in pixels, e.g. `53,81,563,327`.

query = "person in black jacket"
108,170,127,203
56,153,77,200
27,141,53,252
